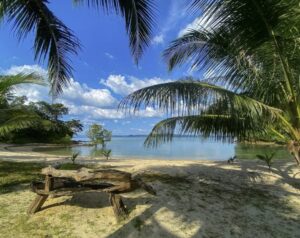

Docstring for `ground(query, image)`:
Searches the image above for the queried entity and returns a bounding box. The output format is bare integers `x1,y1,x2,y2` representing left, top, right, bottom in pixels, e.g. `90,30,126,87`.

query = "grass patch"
140,173,191,186
0,161,100,194
0,161,45,194
57,163,84,170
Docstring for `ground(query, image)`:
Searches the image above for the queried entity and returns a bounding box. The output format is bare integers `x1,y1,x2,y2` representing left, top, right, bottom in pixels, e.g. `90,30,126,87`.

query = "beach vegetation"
121,0,300,165
70,152,80,164
0,74,45,137
256,153,275,171
87,123,112,148
0,97,83,144
0,160,44,194
57,163,84,170
101,149,112,160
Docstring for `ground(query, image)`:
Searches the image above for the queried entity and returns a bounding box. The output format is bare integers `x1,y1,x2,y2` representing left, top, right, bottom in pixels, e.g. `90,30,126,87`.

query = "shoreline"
1,144,299,237
0,143,294,163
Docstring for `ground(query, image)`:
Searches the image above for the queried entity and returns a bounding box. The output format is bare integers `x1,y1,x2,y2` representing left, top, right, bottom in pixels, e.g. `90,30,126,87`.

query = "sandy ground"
0,145,300,238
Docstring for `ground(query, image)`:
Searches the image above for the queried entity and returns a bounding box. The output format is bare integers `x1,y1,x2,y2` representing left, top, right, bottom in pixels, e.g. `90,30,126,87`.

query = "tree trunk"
287,141,300,165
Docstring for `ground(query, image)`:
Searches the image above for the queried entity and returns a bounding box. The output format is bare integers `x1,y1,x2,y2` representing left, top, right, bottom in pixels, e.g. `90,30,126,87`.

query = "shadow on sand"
26,161,300,238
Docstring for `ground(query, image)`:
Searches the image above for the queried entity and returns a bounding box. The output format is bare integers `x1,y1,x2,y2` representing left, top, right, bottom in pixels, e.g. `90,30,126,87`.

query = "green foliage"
0,0,155,94
57,163,83,170
0,96,83,144
120,0,300,165
70,152,80,164
87,124,112,147
101,149,112,160
0,74,45,136
256,153,276,171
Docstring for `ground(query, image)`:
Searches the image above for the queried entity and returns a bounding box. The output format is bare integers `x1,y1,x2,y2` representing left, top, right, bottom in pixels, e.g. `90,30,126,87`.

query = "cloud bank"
3,65,168,124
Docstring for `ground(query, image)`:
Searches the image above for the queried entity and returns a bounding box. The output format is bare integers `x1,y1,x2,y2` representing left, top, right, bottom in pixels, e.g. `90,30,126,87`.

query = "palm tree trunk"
287,141,300,166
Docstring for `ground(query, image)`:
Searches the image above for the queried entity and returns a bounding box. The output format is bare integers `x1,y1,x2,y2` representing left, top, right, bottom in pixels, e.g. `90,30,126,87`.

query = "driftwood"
28,166,156,221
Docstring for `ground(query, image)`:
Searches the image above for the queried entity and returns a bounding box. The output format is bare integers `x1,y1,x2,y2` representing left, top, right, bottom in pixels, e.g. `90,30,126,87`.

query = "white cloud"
3,64,117,111
13,84,50,102
100,74,172,96
66,105,162,120
3,64,48,78
60,78,117,108
66,105,124,119
152,34,164,45
104,52,114,59
3,65,165,123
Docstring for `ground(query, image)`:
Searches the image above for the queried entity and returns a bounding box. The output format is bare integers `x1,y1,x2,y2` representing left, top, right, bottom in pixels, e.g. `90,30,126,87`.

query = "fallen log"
41,167,131,182
28,166,156,221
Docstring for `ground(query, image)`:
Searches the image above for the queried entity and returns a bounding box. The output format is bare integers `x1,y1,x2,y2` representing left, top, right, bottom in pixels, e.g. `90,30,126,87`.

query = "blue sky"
0,0,203,138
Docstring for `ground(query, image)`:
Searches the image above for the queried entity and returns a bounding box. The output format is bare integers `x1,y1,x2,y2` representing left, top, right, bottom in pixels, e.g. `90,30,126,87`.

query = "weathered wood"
135,178,157,196
45,175,54,192
31,180,113,196
29,166,156,219
27,174,54,214
39,167,156,194
41,167,132,182
109,193,127,221
27,194,48,214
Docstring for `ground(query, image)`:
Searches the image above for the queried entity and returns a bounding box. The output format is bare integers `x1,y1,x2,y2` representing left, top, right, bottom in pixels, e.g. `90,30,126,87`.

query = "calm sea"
34,136,292,161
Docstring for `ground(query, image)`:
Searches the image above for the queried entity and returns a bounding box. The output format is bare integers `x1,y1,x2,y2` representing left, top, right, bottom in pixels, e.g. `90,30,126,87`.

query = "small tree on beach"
87,124,112,148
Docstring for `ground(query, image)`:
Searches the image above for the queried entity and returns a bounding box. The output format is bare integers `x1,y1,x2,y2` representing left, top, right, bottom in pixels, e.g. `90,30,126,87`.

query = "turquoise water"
33,136,292,161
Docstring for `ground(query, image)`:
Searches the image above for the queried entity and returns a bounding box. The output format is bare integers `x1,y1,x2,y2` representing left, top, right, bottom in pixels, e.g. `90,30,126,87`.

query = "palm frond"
144,114,266,147
163,28,298,107
0,109,41,136
0,73,45,99
73,0,155,63
1,0,80,95
164,0,300,129
120,78,281,118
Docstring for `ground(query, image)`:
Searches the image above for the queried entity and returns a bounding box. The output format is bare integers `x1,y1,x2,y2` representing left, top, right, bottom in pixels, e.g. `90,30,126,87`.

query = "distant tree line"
0,96,83,144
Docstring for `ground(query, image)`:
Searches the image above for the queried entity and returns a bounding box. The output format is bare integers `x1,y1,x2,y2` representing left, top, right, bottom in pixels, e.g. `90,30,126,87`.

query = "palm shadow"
105,162,300,238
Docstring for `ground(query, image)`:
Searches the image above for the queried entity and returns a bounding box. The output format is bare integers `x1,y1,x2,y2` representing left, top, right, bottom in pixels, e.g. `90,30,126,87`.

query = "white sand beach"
0,145,300,237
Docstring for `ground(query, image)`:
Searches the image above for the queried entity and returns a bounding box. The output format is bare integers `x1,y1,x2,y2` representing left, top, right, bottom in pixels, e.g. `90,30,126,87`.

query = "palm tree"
0,0,155,95
0,74,45,135
120,0,300,165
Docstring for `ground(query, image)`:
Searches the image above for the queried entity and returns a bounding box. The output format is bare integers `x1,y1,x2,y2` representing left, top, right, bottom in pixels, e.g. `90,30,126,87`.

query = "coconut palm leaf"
121,0,300,166
120,78,281,118
0,110,41,136
0,0,80,95
144,114,267,147
0,73,45,94
73,0,155,63
0,73,45,104
0,73,45,135
163,28,299,108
